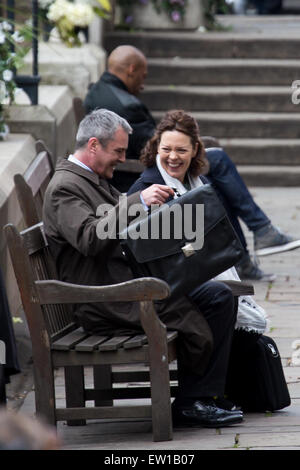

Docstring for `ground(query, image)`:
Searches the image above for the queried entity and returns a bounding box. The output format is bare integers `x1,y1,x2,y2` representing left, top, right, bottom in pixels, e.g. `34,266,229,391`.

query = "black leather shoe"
213,396,242,411
172,400,243,428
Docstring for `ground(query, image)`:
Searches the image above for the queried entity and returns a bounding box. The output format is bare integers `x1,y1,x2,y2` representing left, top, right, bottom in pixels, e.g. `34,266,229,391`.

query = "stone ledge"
5,85,76,162
21,42,106,98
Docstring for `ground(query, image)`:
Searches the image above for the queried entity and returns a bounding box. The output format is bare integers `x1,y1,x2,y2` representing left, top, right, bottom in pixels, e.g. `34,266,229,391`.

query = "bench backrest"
5,222,74,344
14,140,54,228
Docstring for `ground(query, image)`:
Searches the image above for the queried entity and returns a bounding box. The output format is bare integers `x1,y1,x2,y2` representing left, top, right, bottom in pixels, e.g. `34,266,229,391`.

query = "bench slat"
123,335,148,349
98,336,132,351
75,335,109,352
167,332,178,342
51,328,88,351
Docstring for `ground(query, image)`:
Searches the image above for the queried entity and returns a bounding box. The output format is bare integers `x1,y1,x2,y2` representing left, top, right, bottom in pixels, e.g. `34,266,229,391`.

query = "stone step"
104,31,300,59
142,85,297,113
152,111,300,139
147,58,300,86
219,138,300,165
237,165,300,186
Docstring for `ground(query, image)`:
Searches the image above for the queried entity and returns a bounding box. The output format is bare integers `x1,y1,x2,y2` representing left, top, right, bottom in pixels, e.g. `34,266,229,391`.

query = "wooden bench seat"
4,221,179,441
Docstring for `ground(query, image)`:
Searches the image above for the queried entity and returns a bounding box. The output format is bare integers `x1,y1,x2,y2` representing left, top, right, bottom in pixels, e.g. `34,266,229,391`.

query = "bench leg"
149,356,173,442
93,365,113,406
140,301,173,442
64,366,86,426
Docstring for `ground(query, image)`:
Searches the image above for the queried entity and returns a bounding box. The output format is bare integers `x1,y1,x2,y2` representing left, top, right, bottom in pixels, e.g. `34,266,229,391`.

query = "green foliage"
0,20,32,138
204,0,230,30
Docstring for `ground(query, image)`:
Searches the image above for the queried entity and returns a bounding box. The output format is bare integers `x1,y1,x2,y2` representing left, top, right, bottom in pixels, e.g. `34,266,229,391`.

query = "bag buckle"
182,243,195,257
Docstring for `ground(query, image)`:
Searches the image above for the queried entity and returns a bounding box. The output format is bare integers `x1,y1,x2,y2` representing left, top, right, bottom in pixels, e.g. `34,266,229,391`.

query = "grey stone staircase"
104,28,300,186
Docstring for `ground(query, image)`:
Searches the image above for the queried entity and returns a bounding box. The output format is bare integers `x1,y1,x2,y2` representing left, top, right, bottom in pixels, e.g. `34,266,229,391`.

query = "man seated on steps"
84,45,300,281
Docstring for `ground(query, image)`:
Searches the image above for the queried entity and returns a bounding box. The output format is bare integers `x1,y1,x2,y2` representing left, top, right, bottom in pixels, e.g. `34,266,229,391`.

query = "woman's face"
158,130,197,183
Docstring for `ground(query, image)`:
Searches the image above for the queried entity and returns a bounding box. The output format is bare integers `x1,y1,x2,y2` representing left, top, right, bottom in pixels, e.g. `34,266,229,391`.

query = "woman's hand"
141,184,174,207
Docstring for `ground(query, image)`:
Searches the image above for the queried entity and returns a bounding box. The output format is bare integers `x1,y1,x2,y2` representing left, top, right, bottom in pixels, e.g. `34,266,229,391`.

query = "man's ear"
88,137,99,153
127,63,136,77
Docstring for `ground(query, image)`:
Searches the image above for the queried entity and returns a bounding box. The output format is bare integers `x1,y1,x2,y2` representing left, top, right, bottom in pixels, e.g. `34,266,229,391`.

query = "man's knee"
210,281,235,316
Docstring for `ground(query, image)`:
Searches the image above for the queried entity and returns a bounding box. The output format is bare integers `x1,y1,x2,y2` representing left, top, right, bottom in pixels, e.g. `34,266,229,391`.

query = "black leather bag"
120,184,244,299
226,330,291,412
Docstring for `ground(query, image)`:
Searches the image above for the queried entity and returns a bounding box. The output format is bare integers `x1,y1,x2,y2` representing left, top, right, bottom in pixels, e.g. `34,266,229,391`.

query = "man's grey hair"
75,108,132,150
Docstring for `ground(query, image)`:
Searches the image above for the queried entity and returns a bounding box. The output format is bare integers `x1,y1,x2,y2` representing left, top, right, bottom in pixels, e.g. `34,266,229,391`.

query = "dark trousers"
205,147,270,252
176,281,237,400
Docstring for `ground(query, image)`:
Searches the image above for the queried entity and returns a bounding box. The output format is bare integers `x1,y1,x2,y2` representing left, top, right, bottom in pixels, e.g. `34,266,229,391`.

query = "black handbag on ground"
225,329,291,412
120,184,244,299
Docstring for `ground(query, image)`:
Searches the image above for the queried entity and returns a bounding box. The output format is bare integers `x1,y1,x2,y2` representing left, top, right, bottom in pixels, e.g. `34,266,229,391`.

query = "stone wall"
6,85,77,163
21,42,106,99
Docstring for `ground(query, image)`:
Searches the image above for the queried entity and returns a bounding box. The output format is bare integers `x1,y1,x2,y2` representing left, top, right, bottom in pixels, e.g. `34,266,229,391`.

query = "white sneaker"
254,224,300,257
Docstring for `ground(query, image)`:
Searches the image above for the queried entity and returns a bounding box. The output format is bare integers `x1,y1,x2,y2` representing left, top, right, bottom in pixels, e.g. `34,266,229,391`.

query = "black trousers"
176,280,237,400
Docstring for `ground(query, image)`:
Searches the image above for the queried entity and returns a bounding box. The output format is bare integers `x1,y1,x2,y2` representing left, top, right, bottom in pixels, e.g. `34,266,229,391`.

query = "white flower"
68,3,94,27
0,31,5,44
1,21,12,32
3,70,13,82
11,31,24,43
47,0,71,22
47,0,94,27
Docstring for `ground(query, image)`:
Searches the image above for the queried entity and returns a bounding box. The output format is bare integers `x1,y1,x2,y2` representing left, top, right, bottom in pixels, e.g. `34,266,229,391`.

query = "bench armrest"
34,277,170,305
222,280,254,296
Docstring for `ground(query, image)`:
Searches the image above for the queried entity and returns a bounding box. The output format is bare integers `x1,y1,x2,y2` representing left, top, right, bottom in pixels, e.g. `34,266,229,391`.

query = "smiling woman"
158,130,197,183
139,110,206,182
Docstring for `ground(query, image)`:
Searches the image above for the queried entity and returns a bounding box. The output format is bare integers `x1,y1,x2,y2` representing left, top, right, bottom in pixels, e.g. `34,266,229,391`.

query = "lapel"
55,159,121,205
140,165,165,185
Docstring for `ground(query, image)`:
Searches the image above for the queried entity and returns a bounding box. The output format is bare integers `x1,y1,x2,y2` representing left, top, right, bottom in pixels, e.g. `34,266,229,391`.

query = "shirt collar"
68,154,93,173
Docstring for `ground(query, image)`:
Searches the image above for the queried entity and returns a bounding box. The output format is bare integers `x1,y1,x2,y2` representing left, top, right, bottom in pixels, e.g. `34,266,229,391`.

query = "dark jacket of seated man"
84,71,155,160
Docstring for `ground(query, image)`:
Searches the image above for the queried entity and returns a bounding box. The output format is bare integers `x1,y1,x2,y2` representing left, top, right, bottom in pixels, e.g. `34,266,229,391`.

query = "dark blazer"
84,72,156,159
43,159,213,374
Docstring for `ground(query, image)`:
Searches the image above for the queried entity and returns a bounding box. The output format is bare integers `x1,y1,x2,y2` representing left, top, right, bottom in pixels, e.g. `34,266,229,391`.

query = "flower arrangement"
43,0,111,47
38,0,55,19
116,0,187,25
0,21,31,140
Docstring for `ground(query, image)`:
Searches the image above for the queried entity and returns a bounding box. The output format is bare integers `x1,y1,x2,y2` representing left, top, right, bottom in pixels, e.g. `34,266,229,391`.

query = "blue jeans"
205,148,270,251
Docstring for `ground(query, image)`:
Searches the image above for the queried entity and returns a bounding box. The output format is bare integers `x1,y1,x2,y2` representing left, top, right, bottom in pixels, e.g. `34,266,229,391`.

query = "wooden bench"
14,140,54,228
5,220,254,441
4,221,178,441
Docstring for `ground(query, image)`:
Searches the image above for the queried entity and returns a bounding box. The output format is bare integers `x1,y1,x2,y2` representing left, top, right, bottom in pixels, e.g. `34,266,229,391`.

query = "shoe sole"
255,240,300,257
173,416,244,429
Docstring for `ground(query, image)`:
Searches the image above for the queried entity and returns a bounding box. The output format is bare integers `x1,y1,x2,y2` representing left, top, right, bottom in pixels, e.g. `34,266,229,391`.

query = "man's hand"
141,184,174,207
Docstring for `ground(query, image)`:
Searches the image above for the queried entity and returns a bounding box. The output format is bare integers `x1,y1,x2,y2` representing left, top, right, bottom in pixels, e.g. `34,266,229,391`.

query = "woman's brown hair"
140,109,206,176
